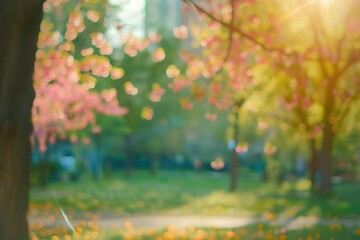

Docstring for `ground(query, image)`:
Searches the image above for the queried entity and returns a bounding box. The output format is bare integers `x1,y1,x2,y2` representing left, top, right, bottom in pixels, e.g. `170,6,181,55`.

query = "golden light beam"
282,0,316,21
322,0,331,17
282,0,332,22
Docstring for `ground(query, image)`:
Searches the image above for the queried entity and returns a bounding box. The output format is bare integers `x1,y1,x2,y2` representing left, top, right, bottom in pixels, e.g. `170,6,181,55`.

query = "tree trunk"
318,122,334,196
39,151,49,188
230,147,238,192
230,106,240,192
317,72,335,196
229,99,244,192
0,1,43,239
308,138,318,192
124,134,133,177
92,132,103,181
150,155,158,176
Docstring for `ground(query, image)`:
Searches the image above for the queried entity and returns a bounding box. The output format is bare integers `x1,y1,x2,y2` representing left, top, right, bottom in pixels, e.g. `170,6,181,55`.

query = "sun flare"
321,0,331,15
283,0,333,21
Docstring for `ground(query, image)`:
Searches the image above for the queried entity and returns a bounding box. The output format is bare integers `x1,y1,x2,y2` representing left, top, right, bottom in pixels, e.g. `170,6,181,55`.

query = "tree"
0,1,43,239
258,0,360,194
176,0,260,191
33,0,128,185
0,0,129,237
181,0,360,195
34,0,127,148
115,29,187,176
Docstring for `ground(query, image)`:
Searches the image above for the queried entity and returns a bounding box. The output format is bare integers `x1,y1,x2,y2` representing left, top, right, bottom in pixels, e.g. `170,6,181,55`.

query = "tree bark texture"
0,1,43,239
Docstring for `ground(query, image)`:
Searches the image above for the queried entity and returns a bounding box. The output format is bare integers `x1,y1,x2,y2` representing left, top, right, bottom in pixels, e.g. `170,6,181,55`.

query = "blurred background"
29,0,360,239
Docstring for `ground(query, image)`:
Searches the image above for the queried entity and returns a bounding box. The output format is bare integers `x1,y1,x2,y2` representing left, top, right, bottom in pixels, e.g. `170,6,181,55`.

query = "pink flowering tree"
33,0,127,152
180,0,360,195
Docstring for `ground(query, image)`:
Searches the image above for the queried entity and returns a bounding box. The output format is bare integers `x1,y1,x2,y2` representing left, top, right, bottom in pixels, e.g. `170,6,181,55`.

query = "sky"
106,0,146,47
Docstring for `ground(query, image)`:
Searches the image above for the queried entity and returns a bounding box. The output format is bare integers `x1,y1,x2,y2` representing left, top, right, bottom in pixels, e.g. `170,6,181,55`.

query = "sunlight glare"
321,0,331,7
283,0,332,21
322,0,331,16
283,0,315,20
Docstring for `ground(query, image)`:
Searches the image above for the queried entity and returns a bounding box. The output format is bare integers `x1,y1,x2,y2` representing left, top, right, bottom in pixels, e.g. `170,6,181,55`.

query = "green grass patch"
30,170,360,239
30,170,262,217
30,171,360,219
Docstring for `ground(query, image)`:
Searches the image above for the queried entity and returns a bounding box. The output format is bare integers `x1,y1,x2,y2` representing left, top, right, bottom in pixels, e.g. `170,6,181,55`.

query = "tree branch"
182,0,288,54
335,53,359,80
335,89,360,130
223,0,235,64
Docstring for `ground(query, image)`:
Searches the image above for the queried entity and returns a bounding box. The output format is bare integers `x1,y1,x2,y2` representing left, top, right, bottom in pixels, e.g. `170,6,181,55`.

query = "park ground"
29,170,360,239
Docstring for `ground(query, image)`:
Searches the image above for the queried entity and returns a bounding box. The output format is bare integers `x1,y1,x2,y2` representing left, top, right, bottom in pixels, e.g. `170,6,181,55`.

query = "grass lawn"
29,170,360,239
30,170,262,217
30,170,360,218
